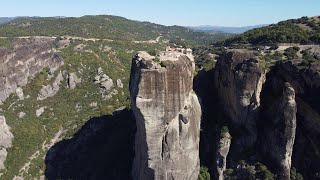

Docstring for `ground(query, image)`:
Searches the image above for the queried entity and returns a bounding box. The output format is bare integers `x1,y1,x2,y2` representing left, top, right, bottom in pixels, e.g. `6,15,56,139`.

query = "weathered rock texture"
216,129,231,180
67,72,81,89
259,61,320,179
259,82,297,179
214,50,265,154
38,71,64,101
130,50,201,180
0,38,63,103
0,115,13,170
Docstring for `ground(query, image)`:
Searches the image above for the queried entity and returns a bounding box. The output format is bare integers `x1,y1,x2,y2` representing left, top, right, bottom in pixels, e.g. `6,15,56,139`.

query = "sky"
0,0,319,27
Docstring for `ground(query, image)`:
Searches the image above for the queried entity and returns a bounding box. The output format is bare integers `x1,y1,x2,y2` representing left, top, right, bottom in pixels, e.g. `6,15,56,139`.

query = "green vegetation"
224,16,320,45
0,38,13,48
224,161,274,180
220,126,229,138
159,61,167,67
299,49,320,66
284,46,300,60
0,15,228,46
0,38,165,179
291,167,304,180
255,163,275,180
198,166,211,180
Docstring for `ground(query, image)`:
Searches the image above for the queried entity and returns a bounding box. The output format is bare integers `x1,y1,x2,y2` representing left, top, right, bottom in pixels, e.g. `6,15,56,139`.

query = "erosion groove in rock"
130,49,201,180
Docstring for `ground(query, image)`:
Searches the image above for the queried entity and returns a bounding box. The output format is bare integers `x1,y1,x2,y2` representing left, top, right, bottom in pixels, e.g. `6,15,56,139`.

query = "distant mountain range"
189,24,268,34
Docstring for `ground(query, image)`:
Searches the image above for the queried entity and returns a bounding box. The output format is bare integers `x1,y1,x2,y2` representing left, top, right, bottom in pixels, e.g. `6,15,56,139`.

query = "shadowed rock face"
214,50,265,157
130,51,201,180
0,38,63,103
259,61,320,179
260,82,297,179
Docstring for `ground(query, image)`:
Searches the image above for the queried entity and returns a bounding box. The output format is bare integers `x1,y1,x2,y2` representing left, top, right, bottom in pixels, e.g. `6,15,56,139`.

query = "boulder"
36,107,46,117
37,71,64,101
15,87,24,100
67,72,81,89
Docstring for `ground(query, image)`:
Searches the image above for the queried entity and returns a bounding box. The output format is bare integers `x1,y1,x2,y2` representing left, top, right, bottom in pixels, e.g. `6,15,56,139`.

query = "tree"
198,166,210,180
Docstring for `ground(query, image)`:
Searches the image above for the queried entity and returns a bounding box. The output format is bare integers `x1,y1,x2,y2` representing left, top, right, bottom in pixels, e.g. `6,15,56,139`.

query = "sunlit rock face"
0,37,63,104
130,49,201,180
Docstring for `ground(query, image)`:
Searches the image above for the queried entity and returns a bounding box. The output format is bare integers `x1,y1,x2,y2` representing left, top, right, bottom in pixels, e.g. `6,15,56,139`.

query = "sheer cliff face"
260,82,297,179
130,51,201,180
0,38,63,104
214,50,265,153
260,61,320,179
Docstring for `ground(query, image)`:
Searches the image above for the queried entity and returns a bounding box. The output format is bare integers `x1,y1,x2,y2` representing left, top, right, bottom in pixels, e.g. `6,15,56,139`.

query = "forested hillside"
224,16,320,45
0,15,228,46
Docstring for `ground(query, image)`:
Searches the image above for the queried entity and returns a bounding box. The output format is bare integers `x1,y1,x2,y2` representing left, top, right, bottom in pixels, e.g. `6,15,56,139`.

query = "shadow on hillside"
44,109,136,180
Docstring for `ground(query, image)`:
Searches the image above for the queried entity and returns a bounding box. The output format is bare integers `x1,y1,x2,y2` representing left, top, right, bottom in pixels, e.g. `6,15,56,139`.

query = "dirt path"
0,35,163,44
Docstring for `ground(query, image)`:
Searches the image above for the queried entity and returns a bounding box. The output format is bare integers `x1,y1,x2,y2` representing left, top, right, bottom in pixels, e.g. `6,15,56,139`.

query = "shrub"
284,47,300,60
198,166,210,180
291,167,303,180
255,163,274,180
160,61,167,67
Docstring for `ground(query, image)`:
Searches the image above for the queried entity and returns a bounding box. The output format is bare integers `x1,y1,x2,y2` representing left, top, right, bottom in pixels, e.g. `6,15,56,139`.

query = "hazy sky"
1,0,319,27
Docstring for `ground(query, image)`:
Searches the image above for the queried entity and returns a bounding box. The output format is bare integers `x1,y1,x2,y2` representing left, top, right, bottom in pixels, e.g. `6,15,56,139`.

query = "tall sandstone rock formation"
214,50,265,155
260,61,320,179
260,82,297,180
130,49,201,180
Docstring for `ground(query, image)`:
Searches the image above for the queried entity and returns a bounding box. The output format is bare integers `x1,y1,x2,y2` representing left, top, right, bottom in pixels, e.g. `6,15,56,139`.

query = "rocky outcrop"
259,61,320,179
260,82,297,179
36,107,46,117
130,50,201,180
94,67,113,91
67,73,81,89
0,37,63,104
0,115,13,171
216,128,231,180
38,71,64,101
214,50,265,155
15,87,24,100
116,79,123,88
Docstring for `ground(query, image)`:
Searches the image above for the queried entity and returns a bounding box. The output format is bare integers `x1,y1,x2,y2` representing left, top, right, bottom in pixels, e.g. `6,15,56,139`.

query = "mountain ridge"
189,24,268,34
